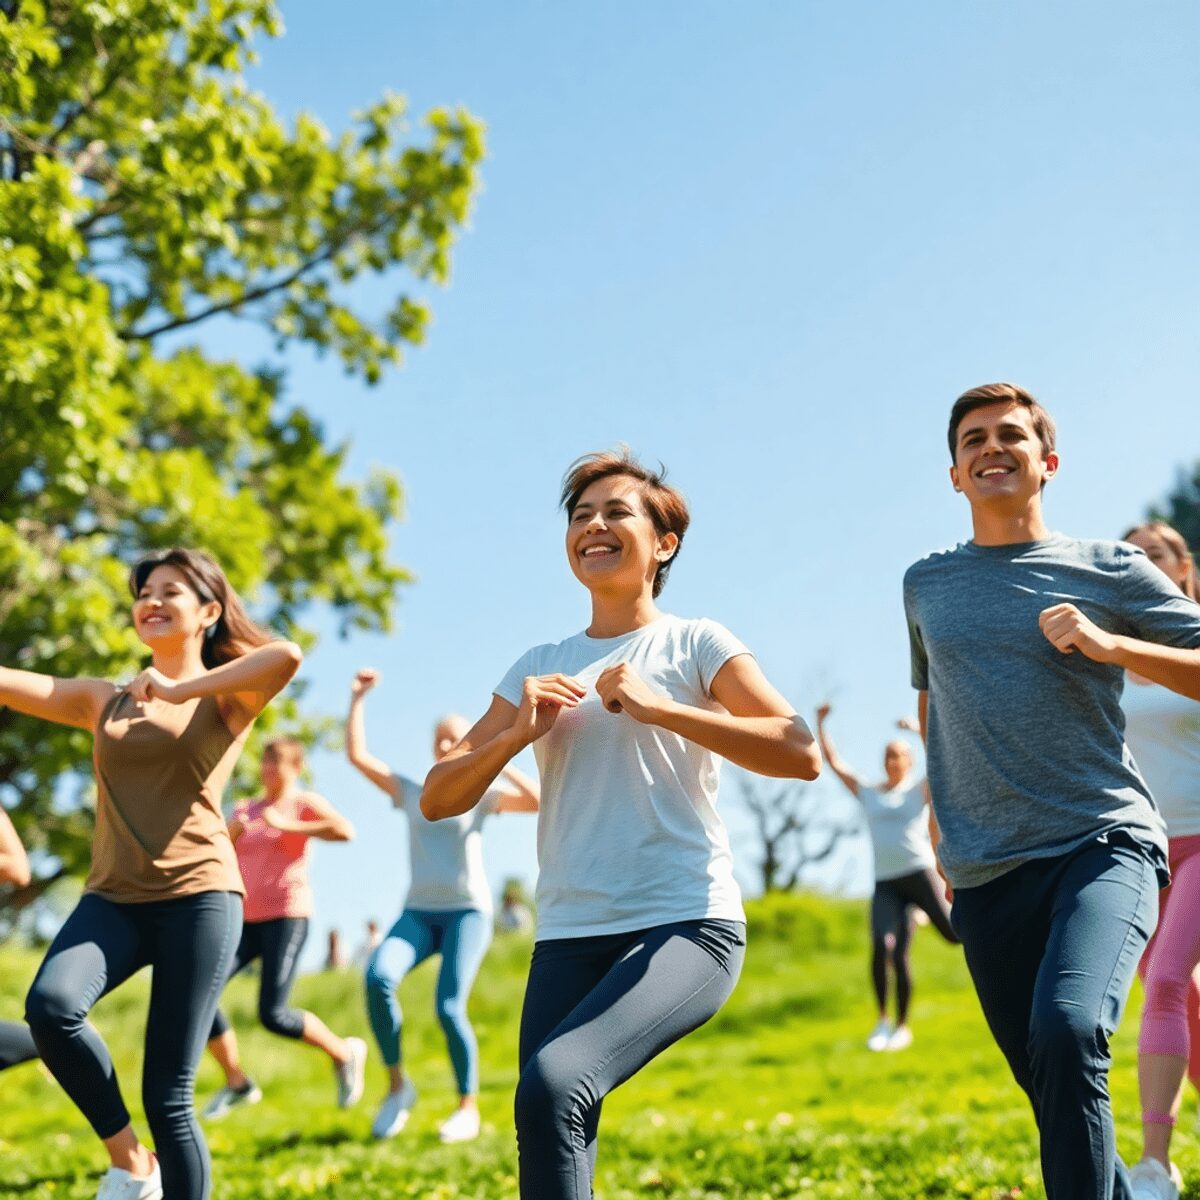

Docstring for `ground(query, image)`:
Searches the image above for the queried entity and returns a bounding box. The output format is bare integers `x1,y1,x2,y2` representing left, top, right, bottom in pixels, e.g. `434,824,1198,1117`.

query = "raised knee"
436,996,466,1027
1144,974,1189,1016
258,1004,296,1038
25,981,83,1033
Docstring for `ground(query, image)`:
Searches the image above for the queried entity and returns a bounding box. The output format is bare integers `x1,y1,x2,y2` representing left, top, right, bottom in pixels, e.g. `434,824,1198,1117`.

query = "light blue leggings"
364,907,492,1095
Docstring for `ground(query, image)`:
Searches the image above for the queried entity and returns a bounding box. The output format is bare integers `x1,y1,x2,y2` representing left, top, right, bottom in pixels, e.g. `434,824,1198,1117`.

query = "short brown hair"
262,737,306,769
560,448,690,599
948,383,1057,462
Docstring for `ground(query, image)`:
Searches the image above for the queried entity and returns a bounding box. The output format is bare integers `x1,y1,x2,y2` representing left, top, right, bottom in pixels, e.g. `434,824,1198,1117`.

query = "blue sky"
193,3,1199,966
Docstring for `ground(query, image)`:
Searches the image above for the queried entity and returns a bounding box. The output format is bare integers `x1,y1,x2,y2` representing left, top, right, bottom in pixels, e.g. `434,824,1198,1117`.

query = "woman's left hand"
126,668,187,704
595,664,670,724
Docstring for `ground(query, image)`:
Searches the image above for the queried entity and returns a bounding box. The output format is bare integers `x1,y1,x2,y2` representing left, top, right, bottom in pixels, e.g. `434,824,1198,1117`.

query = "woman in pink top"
200,738,367,1119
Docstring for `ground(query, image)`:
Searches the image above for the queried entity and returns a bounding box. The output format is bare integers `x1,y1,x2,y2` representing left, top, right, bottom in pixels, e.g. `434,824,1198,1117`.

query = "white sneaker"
335,1037,368,1109
371,1079,418,1139
885,1026,914,1052
201,1080,262,1120
1129,1157,1182,1200
866,1019,893,1051
438,1106,481,1144
95,1160,163,1200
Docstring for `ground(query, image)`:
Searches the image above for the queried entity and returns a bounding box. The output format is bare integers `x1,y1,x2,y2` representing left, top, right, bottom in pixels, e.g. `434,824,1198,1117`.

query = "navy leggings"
0,1018,37,1070
870,866,958,1024
209,916,308,1041
25,891,241,1200
952,833,1158,1200
515,918,746,1200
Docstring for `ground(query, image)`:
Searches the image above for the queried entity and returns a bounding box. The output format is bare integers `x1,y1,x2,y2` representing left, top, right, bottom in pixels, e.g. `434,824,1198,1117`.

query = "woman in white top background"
1121,519,1200,1200
421,449,821,1200
815,705,958,1054
346,672,538,1144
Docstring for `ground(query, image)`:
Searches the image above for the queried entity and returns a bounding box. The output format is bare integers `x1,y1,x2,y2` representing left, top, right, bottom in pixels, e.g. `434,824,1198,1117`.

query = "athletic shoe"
335,1037,368,1109
94,1160,163,1200
1129,1157,1182,1200
866,1019,893,1051
885,1026,914,1052
201,1080,262,1120
438,1107,481,1144
371,1079,418,1139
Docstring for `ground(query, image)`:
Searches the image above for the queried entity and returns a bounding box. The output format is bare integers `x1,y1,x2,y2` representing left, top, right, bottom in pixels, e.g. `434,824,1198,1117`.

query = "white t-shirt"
1121,679,1200,839
494,614,750,940
857,780,936,882
392,775,502,913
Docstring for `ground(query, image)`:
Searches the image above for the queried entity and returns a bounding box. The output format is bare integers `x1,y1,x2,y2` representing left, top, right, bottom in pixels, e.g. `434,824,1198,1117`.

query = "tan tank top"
87,689,247,902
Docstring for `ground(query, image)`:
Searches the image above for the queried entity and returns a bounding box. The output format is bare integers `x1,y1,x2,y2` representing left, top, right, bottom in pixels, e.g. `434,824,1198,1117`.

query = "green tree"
0,0,484,917
1152,463,1200,552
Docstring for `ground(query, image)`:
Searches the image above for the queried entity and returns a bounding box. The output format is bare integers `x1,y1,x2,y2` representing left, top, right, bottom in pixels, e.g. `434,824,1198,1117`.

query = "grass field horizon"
2,891,1195,1199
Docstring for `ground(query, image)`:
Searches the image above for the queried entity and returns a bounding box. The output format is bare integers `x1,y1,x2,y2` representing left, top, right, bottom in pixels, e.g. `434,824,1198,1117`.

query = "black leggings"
25,891,241,1200
209,916,308,1041
0,1018,38,1070
870,866,958,1024
515,919,746,1200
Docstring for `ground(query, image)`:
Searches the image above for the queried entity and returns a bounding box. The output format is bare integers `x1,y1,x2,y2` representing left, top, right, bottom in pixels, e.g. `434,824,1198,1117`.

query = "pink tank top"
233,795,318,923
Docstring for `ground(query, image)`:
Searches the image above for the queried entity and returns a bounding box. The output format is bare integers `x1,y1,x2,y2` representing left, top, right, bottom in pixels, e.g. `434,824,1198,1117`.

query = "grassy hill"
0,892,1193,1199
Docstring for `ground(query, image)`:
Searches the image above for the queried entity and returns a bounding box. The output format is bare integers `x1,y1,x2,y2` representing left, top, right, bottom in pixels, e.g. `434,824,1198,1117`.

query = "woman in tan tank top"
2,548,301,1200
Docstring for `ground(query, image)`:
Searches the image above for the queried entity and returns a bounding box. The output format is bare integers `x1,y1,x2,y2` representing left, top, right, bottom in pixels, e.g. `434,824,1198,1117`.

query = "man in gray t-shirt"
904,384,1200,1200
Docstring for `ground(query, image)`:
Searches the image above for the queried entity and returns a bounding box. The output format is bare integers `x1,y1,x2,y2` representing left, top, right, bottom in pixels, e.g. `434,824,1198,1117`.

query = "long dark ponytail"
129,548,274,668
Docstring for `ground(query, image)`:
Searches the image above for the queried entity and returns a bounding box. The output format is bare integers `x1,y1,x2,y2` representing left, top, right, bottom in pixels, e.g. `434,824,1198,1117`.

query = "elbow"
278,641,304,678
3,861,31,889
336,821,355,842
794,746,822,782
419,790,442,821
787,724,822,781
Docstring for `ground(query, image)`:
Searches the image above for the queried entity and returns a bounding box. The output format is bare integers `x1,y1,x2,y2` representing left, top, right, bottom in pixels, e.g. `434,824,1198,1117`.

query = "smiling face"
949,400,1059,510
260,742,304,792
883,740,912,788
131,564,221,652
565,475,679,600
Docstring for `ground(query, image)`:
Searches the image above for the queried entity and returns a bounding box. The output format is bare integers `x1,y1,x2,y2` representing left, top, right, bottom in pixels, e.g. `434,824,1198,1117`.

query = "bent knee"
515,1052,587,1127
1143,973,1190,1017
1029,1005,1104,1066
259,1006,302,1038
25,981,85,1033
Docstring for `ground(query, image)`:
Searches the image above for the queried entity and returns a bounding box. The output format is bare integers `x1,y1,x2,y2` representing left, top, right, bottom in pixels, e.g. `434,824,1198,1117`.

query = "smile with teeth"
581,544,619,558
977,466,1014,478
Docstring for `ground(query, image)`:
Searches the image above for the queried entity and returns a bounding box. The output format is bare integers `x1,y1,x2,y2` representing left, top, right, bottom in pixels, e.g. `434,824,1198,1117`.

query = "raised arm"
344,669,402,802
0,666,116,733
594,656,820,780
814,704,863,798
261,792,355,842
495,762,540,814
0,809,31,889
423,673,586,820
127,641,303,731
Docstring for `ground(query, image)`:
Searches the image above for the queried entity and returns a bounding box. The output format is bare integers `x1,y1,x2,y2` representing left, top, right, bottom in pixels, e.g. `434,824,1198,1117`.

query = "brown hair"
1122,520,1200,602
948,383,1057,462
262,736,306,769
560,448,690,599
129,547,274,668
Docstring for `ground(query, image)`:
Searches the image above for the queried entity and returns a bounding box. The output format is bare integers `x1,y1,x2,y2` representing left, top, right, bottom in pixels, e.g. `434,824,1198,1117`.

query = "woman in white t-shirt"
815,705,957,1055
346,670,539,1145
421,449,821,1200
1121,520,1200,1200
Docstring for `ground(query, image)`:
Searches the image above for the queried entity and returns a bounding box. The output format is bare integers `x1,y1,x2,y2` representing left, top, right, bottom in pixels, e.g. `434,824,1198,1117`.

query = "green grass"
0,892,1193,1198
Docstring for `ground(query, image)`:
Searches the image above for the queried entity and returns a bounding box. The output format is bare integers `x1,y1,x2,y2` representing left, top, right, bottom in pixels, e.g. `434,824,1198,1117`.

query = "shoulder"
1048,535,1133,571
904,544,965,585
295,790,328,814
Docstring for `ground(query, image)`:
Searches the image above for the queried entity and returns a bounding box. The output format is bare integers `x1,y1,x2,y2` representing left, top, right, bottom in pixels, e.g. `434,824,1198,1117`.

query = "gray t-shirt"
903,534,1200,889
392,775,501,913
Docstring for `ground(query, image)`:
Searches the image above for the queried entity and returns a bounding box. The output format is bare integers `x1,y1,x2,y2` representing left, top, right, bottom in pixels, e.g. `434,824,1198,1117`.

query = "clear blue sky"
191,2,1199,966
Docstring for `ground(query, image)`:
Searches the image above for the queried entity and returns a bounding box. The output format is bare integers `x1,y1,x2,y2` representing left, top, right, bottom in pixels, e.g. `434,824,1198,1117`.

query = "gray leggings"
515,918,746,1200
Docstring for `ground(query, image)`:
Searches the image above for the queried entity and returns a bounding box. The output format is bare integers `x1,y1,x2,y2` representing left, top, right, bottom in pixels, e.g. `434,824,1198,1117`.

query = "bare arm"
1039,604,1200,700
495,762,540,814
262,793,354,842
0,809,31,888
814,705,862,798
422,696,530,820
596,656,821,780
129,641,303,731
343,669,402,801
917,690,950,899
0,666,116,732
